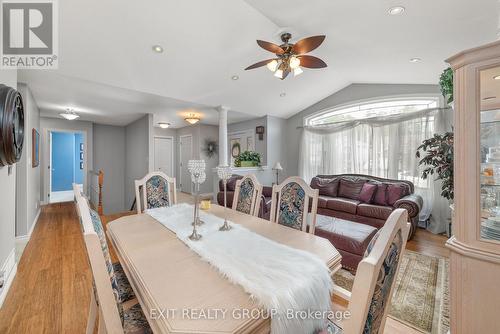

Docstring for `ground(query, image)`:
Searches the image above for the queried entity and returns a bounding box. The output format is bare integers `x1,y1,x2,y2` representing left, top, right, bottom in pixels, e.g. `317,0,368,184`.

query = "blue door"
51,132,75,191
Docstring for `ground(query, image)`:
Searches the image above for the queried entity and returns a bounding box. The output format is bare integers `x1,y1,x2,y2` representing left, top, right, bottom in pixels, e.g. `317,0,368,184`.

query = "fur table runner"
147,204,333,334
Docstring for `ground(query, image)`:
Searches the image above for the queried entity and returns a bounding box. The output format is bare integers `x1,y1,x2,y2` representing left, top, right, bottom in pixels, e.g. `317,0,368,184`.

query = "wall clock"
0,84,24,166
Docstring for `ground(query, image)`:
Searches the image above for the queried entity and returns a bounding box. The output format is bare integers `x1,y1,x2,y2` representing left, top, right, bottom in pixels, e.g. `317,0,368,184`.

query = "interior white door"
154,137,173,176
180,135,193,193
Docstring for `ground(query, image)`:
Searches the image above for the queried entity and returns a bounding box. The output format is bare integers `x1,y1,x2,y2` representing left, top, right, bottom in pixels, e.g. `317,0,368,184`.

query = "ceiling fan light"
266,60,278,72
274,69,284,79
293,67,303,76
289,56,300,69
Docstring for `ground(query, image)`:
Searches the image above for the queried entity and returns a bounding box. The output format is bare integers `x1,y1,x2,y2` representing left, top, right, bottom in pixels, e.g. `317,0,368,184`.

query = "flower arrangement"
234,150,261,167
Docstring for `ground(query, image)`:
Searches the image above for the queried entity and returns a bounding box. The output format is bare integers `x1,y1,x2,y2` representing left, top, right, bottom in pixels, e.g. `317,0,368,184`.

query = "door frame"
179,134,193,193
153,135,174,177
45,128,88,204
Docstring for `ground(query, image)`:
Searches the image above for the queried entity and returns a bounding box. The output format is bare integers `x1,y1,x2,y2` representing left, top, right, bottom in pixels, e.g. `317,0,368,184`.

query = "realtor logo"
1,0,58,68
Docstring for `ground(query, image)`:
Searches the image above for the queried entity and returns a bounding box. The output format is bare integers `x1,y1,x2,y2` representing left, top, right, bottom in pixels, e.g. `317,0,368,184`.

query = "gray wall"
39,117,93,203
16,84,41,237
124,115,150,209
93,124,126,214
264,115,286,184
0,69,18,276
284,83,441,177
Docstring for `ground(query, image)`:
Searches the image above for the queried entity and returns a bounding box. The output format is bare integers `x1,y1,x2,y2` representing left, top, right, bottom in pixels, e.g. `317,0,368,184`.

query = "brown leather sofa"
216,175,273,219
310,174,423,238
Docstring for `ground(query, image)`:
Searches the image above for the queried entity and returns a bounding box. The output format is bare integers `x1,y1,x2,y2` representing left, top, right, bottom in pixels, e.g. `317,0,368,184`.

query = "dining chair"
73,188,149,334
270,176,319,234
325,208,409,334
135,171,177,214
232,174,263,216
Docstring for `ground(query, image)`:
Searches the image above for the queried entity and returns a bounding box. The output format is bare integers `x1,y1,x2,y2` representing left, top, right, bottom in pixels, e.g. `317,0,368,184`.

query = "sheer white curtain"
299,108,452,234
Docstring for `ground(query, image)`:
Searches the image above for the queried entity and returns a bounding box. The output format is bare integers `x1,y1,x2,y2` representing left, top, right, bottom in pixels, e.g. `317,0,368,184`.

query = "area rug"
333,250,449,334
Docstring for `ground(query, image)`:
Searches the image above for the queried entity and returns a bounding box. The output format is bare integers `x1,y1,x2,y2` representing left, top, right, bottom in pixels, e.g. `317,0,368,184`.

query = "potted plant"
416,132,454,235
234,150,261,167
439,67,454,106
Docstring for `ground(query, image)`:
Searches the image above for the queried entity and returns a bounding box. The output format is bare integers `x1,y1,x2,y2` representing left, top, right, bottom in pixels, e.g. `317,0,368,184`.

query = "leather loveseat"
310,174,423,239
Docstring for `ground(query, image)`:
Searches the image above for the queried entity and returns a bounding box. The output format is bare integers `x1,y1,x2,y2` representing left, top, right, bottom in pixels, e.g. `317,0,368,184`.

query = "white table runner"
146,204,333,334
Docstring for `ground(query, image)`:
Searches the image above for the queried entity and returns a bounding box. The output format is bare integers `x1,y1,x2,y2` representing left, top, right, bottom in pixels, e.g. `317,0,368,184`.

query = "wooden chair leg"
86,292,98,334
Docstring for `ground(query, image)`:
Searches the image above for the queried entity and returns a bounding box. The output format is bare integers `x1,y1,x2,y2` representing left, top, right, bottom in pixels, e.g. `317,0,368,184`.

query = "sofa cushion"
310,177,339,197
326,197,360,214
357,203,393,220
318,196,330,209
387,183,405,206
358,182,377,203
315,216,378,256
373,183,388,206
338,179,365,200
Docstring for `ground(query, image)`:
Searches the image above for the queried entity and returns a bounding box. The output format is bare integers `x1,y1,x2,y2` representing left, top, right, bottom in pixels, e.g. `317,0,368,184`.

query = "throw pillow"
373,183,389,206
358,182,377,203
310,177,339,197
387,183,405,206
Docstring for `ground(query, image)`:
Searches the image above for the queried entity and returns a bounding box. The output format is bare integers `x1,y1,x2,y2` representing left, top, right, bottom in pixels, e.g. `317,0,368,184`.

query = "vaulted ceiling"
20,0,499,127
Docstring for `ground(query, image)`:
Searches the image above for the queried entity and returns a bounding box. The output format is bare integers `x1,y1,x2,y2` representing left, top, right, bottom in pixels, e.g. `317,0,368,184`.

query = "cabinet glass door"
480,65,500,242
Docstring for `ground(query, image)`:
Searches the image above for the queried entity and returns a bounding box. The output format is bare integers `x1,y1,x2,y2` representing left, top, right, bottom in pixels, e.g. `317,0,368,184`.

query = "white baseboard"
15,208,41,259
0,248,17,308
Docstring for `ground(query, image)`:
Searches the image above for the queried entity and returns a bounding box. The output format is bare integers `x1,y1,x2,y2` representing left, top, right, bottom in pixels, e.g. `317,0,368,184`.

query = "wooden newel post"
98,170,104,215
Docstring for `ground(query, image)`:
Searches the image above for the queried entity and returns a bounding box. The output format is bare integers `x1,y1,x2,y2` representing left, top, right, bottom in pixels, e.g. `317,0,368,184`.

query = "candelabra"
187,160,206,241
217,166,232,231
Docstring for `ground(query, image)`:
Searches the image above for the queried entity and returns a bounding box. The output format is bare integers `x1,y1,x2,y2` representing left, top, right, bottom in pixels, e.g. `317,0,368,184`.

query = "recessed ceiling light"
152,45,164,53
494,75,500,80
280,92,286,97
483,96,496,101
158,122,170,129
410,57,422,63
231,75,239,80
59,108,79,120
388,6,405,15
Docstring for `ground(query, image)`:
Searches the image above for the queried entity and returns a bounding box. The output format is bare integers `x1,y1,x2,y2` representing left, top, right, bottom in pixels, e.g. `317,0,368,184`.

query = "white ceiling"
19,0,499,127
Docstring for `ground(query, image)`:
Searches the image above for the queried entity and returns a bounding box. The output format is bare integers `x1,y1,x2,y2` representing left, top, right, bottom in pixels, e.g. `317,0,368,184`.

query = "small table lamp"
272,162,283,185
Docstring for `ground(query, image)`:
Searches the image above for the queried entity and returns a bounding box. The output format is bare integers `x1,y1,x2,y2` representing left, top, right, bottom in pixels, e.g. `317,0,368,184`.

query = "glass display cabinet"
446,41,500,333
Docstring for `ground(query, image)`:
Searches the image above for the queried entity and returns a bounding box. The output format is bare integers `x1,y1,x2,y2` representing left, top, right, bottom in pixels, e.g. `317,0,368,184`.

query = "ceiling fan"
245,32,327,80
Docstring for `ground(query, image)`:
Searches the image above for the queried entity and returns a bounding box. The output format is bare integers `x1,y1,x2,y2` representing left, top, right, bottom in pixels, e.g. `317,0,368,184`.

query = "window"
306,98,438,126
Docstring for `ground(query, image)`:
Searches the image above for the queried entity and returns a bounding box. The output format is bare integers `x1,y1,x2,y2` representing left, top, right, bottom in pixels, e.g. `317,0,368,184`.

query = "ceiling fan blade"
298,55,327,68
292,35,326,54
244,59,276,70
256,40,285,55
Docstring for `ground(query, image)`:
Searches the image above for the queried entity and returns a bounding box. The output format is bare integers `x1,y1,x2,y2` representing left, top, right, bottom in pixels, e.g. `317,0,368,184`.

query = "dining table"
106,204,342,334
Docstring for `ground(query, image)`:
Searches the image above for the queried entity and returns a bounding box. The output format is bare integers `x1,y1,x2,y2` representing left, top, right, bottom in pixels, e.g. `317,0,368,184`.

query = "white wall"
93,124,126,214
0,69,18,305
284,83,441,177
39,117,93,203
16,84,41,237
154,126,177,180
124,115,149,209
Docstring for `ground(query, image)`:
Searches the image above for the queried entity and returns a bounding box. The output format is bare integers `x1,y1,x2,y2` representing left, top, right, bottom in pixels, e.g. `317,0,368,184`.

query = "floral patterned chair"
135,171,177,214
323,208,409,334
270,176,319,234
74,188,152,334
232,174,263,216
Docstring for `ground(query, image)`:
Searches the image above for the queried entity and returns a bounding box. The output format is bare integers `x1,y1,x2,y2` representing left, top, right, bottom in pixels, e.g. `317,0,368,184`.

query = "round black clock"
0,84,24,166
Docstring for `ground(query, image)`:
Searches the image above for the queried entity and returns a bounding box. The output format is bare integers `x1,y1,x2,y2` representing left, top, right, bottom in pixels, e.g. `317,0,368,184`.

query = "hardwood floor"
0,201,449,334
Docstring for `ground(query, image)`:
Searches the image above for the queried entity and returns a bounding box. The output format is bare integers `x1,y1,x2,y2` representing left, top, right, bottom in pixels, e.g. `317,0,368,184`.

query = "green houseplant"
234,151,261,167
416,132,454,201
439,67,454,105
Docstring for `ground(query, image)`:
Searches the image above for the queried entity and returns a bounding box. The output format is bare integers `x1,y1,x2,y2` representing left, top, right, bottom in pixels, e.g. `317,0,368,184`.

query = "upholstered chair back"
75,194,125,333
343,208,409,334
232,174,263,216
135,171,177,213
270,176,319,234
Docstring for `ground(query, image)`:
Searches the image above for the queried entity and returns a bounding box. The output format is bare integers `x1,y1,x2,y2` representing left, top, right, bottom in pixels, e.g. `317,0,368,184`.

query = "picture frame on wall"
32,128,39,168
80,143,84,151
80,161,83,170
80,152,84,160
